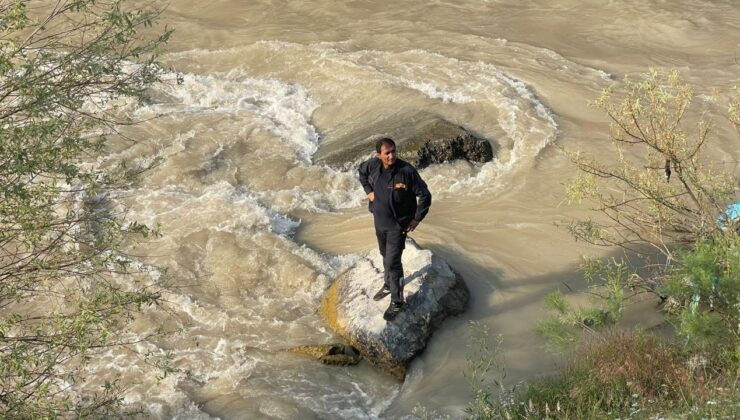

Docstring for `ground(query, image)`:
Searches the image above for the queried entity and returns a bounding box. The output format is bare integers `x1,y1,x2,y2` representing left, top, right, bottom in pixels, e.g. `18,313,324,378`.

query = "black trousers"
375,229,406,304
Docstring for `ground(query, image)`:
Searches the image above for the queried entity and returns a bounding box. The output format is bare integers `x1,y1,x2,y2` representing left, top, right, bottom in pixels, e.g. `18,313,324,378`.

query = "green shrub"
0,1,171,416
537,257,632,350
661,234,740,350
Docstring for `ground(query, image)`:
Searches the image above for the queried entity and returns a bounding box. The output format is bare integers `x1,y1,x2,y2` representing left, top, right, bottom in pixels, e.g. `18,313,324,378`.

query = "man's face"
378,143,397,167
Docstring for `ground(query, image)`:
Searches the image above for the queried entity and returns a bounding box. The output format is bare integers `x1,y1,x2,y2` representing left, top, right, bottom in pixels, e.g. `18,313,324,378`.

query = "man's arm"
411,168,432,223
358,159,375,201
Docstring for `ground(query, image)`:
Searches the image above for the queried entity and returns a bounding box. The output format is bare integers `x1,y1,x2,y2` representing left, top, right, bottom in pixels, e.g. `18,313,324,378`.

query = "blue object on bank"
717,201,740,228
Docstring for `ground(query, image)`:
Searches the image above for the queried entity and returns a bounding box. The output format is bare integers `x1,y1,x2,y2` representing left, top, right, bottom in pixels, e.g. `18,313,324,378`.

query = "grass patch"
502,330,739,419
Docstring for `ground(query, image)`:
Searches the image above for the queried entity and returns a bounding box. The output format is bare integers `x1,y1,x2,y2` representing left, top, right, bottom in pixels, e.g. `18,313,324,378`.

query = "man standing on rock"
358,137,432,321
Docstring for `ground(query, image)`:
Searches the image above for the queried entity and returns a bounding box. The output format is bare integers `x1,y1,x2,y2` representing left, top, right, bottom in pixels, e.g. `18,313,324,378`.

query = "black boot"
383,301,404,321
373,285,391,301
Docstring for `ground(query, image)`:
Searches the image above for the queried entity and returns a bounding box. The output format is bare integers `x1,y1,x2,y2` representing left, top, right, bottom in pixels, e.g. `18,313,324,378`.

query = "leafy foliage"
550,70,739,348
0,0,171,416
565,69,736,263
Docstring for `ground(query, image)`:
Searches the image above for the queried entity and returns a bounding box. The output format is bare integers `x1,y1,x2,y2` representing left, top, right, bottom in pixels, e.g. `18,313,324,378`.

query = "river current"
93,1,740,418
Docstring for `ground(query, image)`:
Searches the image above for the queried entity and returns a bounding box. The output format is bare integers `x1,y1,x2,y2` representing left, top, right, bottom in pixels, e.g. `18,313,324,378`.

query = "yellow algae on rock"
319,278,343,333
288,344,332,359
287,344,362,366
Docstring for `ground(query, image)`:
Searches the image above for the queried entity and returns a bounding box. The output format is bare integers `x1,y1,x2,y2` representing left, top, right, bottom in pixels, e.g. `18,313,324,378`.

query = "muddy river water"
96,1,740,417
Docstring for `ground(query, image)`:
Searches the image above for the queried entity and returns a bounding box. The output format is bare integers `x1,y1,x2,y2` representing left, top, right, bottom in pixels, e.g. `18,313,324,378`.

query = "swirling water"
91,1,740,418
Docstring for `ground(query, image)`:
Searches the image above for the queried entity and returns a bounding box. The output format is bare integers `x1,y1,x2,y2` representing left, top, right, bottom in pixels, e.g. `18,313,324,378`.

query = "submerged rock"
315,112,495,169
319,238,469,380
287,343,362,366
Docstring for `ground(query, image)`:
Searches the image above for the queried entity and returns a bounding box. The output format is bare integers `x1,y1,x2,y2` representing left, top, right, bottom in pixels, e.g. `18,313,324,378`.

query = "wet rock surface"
319,238,469,380
287,343,362,366
315,112,495,169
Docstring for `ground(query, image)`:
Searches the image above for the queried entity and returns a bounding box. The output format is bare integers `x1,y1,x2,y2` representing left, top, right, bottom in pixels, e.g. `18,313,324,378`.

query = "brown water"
96,0,740,418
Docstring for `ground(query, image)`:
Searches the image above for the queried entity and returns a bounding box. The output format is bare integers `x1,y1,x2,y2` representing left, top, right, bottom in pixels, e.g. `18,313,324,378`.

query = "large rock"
319,238,469,380
315,112,495,169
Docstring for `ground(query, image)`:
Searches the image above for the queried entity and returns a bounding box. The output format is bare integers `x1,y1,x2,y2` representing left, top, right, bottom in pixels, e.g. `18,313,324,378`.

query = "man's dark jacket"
358,158,432,229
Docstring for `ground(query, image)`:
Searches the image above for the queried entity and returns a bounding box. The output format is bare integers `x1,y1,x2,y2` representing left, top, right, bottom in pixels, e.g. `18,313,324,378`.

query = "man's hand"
367,192,375,202
405,219,419,233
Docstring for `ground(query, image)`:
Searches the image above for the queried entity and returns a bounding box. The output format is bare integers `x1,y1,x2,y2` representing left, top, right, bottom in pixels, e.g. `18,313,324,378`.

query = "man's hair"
375,137,396,153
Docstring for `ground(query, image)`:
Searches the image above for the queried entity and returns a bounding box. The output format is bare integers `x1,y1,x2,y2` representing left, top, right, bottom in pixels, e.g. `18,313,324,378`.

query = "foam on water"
73,341,220,419
252,168,367,213
124,181,299,237
137,70,320,163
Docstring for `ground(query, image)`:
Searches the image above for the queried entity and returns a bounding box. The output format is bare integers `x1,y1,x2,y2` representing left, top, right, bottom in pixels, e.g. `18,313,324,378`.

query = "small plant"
464,322,520,420
661,233,740,350
537,257,634,350
412,322,513,420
